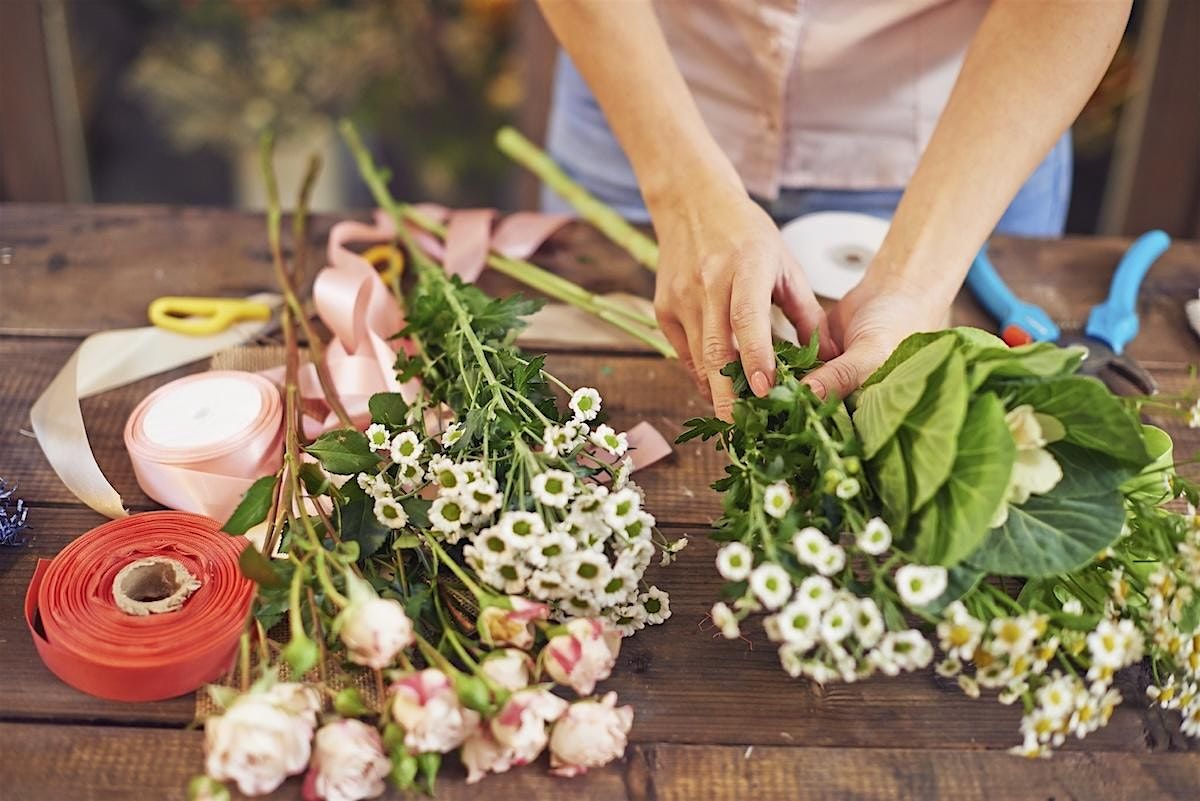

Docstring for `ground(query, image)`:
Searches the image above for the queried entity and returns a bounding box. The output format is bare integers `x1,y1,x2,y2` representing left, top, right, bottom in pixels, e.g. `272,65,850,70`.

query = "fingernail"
802,377,826,400
750,371,771,397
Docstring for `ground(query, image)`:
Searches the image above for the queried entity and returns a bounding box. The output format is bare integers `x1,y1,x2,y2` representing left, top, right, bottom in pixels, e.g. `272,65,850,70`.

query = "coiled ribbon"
24,511,256,702
124,371,284,522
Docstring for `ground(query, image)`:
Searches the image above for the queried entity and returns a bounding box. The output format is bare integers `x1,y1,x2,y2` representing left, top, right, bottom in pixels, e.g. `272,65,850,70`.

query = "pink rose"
460,726,516,784
302,719,390,801
478,597,550,649
542,618,622,695
204,692,314,796
549,693,634,777
389,669,480,753
491,688,569,766
480,648,534,691
337,596,414,670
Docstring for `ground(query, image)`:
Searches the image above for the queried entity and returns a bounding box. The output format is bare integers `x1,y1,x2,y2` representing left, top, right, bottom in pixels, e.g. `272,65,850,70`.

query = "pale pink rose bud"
478,597,550,649
542,618,622,695
301,719,390,801
461,726,516,784
204,694,313,796
480,648,534,691
259,682,323,728
549,692,634,777
338,597,414,670
389,669,481,754
490,688,569,766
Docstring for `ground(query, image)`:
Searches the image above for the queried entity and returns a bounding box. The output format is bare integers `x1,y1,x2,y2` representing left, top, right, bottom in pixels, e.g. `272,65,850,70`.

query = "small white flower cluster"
1188,399,1200,430
360,388,675,635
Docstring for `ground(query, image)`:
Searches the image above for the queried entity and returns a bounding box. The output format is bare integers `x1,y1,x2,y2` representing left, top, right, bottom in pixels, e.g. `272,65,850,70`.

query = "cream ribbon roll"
780,212,891,301
124,371,283,521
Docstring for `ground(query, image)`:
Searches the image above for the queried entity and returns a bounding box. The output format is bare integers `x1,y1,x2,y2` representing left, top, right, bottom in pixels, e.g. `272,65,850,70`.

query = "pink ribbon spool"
124,371,283,520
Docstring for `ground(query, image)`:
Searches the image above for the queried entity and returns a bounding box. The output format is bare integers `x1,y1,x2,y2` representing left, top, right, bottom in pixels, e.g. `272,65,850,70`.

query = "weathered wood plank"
2,204,1197,367
0,339,725,525
2,722,1197,801
3,508,1188,752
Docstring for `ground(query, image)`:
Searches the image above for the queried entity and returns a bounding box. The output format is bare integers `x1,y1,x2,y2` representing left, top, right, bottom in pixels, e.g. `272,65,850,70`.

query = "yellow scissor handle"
362,244,404,285
148,296,273,336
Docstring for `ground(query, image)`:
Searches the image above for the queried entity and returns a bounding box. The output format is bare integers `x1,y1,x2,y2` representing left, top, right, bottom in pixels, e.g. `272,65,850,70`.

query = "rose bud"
490,688,569,766
549,692,634,777
302,719,390,801
204,693,315,796
478,597,550,650
460,726,516,785
389,669,481,753
542,618,622,695
480,648,534,691
336,576,414,670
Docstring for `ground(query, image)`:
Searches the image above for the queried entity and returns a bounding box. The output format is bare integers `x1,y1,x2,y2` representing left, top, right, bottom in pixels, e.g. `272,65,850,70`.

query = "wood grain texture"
3,508,1190,752
2,723,1198,801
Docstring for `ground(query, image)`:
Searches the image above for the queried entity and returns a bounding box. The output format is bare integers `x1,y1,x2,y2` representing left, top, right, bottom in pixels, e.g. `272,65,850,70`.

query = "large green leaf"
222,475,277,535
368,392,410,427
306,429,380,475
340,498,391,559
968,342,1085,389
896,349,969,510
1048,441,1134,498
1121,425,1174,505
873,437,912,529
911,393,1015,566
854,334,957,458
1006,376,1150,468
966,482,1125,577
860,331,954,389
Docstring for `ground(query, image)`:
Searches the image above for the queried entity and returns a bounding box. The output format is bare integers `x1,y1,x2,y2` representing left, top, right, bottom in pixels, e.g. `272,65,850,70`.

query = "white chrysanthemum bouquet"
684,328,1200,757
192,131,683,801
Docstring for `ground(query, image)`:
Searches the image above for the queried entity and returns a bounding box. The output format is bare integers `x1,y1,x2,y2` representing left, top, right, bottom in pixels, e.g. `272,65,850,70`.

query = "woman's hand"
651,187,834,421
802,273,953,401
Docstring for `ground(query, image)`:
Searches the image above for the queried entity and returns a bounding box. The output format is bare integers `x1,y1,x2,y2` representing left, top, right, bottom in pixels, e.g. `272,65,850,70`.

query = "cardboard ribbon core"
112,557,201,616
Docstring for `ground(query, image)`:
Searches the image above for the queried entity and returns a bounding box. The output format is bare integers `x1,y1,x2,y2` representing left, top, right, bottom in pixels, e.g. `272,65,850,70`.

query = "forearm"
535,0,741,215
870,0,1132,306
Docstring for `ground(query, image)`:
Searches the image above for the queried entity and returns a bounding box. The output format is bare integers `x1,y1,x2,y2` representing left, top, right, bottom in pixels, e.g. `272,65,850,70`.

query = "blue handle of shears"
1084,229,1170,354
966,245,1060,343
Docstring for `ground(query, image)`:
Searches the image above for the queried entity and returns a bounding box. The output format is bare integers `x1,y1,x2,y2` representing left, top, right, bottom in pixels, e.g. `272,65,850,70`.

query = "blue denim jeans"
542,52,1072,237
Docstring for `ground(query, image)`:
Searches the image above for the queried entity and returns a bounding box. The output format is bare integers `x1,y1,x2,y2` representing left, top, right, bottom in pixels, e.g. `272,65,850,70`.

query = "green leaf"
1007,376,1151,468
368,392,409,427
1048,441,1135,498
1121,425,1174,505
334,687,371,717
400,496,431,528
306,428,379,474
340,497,390,559
677,416,731,444
896,349,969,510
853,334,956,458
222,475,277,535
860,330,954,389
920,565,985,616
297,463,331,496
968,342,1086,389
873,437,912,529
966,482,1126,577
238,542,285,587
911,393,1015,566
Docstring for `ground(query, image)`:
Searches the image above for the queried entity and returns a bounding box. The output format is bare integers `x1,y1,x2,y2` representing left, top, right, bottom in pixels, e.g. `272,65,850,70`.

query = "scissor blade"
1060,334,1157,396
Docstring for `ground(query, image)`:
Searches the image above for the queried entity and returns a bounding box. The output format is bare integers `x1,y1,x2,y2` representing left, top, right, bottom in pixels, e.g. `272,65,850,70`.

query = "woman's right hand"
650,182,835,421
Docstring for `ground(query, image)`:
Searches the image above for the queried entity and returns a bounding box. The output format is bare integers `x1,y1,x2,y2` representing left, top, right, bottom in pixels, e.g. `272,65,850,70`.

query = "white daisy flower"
819,599,855,644
373,497,408,529
640,586,671,625
394,461,425,493
816,544,846,577
365,423,391,453
527,568,567,600
835,477,861,500
475,527,514,562
603,487,642,529
440,422,464,448
542,422,583,458
388,431,424,465
620,510,656,543
716,542,753,582
987,614,1041,658
857,517,892,555
749,563,792,611
618,538,654,573
895,564,949,608
569,387,602,422
793,527,832,568
429,496,466,535
357,472,392,500
776,600,820,648
590,424,628,457
462,478,501,517
796,575,835,611
711,601,740,639
498,511,546,546
528,529,576,567
853,597,885,648
612,457,635,489
429,458,466,493
565,550,612,592
937,601,984,660
1036,674,1078,724
763,482,793,519
884,629,934,670
531,469,577,508
598,565,640,606
493,561,531,595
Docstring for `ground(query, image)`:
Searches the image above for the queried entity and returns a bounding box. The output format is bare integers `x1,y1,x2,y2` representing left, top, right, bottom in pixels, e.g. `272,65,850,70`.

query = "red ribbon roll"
25,511,256,702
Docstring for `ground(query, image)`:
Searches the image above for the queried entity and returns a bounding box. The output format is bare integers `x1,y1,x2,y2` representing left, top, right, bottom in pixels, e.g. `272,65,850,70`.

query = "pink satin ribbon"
125,371,283,521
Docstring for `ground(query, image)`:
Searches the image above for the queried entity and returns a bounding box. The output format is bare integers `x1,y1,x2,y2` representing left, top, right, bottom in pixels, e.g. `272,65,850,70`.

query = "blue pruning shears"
966,229,1171,394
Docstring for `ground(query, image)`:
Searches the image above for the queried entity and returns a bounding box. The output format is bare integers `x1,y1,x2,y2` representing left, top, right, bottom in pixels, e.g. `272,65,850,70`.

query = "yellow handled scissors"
148,296,274,336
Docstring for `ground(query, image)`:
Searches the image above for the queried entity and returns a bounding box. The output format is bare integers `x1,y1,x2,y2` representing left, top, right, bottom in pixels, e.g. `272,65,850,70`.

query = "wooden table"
1,203,1198,801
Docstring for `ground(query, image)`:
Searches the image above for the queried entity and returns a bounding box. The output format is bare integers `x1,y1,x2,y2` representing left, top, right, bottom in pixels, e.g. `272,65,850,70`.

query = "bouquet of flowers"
191,134,682,801
683,328,1200,757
